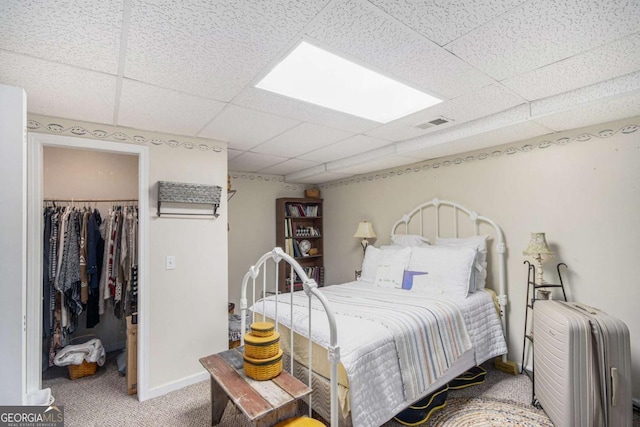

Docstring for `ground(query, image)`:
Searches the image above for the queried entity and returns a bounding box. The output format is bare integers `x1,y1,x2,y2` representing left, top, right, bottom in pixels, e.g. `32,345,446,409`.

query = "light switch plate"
166,255,175,270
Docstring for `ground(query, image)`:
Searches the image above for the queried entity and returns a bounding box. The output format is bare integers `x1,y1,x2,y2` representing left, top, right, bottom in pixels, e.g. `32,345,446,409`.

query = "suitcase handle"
611,367,618,407
572,303,598,315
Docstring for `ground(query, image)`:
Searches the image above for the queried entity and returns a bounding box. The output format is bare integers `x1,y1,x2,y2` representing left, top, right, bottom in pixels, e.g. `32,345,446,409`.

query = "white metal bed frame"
240,247,341,426
390,197,509,366
239,197,509,427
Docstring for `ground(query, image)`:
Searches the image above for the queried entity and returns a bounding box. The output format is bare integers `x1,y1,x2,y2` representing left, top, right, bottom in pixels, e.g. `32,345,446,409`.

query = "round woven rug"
424,397,553,426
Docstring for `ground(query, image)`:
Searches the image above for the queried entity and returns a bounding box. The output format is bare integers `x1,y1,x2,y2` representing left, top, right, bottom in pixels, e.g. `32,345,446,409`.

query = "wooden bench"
200,347,313,426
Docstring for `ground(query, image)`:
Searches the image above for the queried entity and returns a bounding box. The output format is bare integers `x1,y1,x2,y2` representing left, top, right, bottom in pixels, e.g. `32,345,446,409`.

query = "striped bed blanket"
320,285,472,401
254,281,472,404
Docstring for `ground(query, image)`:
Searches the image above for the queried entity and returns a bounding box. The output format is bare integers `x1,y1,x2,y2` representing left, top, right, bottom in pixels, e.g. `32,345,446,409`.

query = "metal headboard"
390,197,509,365
240,247,340,427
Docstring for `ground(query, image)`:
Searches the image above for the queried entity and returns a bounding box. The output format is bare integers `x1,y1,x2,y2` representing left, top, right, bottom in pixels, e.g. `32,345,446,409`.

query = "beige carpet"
44,354,640,426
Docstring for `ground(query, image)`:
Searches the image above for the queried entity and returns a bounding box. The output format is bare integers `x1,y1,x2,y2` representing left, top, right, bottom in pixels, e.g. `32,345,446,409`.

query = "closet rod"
44,198,138,202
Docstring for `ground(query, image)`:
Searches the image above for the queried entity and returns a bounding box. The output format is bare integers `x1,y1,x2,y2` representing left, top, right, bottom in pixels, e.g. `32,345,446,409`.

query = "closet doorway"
26,133,150,400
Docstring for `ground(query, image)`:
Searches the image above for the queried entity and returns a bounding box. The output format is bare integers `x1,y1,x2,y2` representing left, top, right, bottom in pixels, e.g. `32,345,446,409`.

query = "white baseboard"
141,371,209,401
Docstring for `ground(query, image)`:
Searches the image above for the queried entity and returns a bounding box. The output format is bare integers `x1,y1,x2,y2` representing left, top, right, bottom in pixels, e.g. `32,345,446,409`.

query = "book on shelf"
285,203,319,218
284,218,293,237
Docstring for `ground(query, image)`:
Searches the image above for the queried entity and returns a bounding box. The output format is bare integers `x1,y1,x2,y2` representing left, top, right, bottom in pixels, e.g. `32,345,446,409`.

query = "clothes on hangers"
42,201,138,366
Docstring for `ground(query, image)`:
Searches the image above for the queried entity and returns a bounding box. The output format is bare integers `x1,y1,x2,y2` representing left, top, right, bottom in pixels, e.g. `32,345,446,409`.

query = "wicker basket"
250,321,275,337
304,189,320,199
68,360,97,380
244,349,283,381
244,331,280,359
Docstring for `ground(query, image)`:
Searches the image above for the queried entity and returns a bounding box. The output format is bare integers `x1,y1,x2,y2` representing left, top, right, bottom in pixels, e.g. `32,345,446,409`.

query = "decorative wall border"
228,172,308,192
27,115,225,153
319,123,639,189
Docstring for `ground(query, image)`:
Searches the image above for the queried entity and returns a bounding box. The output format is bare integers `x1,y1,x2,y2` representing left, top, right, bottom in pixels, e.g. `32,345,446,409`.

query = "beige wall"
320,116,640,400
29,116,229,396
227,174,305,309
147,143,228,390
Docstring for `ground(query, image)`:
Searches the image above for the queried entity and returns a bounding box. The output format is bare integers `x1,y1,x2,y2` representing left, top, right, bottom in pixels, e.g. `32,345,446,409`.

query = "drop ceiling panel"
305,0,496,100
396,104,531,154
0,0,123,73
328,154,421,176
118,79,226,136
227,148,243,161
531,71,640,118
125,0,329,101
299,134,393,162
259,158,321,175
0,51,116,124
368,0,527,46
533,92,640,132
252,123,352,157
232,87,379,133
228,151,288,172
402,120,554,160
447,0,640,80
198,104,300,151
365,84,527,142
503,34,640,101
288,171,354,184
1,0,640,184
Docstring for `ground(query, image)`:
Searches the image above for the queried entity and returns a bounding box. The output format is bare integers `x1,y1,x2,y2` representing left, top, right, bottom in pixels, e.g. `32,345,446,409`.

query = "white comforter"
53,338,106,367
252,281,507,427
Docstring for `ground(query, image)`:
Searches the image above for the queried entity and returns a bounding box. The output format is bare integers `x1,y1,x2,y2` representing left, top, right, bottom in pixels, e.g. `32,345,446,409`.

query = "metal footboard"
240,247,340,427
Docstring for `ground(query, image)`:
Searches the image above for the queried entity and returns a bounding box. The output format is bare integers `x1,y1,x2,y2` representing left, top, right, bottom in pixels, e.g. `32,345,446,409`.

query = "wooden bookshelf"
275,197,324,292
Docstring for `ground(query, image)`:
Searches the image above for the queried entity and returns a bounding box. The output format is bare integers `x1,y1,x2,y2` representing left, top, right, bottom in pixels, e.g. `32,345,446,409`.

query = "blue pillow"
402,270,429,290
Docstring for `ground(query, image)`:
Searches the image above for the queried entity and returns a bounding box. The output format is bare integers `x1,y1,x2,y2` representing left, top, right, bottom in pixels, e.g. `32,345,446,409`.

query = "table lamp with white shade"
353,221,376,254
523,232,554,285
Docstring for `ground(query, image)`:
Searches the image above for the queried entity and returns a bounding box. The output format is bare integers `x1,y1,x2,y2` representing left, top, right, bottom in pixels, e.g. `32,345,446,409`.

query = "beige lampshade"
353,221,376,239
523,232,553,256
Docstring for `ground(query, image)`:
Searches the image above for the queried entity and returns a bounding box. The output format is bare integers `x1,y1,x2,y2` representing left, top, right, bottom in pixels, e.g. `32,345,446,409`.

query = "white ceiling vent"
415,116,453,129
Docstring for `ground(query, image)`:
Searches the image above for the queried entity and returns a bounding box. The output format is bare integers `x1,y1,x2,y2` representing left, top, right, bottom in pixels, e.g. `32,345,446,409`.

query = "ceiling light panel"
256,41,442,123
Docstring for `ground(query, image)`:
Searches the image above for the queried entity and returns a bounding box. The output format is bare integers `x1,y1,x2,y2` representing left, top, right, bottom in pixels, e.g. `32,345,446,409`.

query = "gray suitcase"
533,300,632,427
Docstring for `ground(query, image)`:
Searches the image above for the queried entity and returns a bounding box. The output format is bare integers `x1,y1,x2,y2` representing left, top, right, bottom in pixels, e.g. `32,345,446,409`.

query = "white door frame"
26,133,150,401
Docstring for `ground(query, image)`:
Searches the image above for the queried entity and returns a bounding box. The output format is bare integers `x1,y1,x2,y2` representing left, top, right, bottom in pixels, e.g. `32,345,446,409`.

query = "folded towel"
53,338,106,367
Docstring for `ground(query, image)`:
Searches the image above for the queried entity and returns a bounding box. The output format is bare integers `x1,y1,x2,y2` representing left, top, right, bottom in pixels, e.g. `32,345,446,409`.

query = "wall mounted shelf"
157,181,222,217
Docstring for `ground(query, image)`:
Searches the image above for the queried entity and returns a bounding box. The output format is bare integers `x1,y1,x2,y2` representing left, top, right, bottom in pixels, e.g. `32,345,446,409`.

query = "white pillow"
374,264,405,289
390,234,430,247
360,246,411,283
436,235,489,290
405,269,443,295
408,245,476,297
